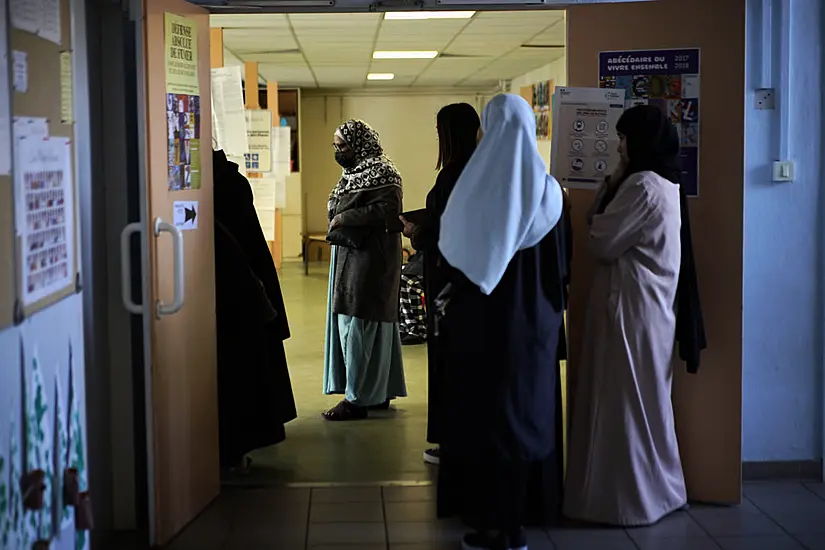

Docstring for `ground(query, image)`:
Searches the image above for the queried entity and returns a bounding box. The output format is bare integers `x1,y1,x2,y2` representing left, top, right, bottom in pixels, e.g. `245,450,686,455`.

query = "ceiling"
210,11,565,89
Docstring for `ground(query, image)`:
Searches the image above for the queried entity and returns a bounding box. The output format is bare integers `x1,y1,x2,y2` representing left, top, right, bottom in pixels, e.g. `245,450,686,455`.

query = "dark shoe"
423,447,440,465
322,400,368,421
368,399,391,411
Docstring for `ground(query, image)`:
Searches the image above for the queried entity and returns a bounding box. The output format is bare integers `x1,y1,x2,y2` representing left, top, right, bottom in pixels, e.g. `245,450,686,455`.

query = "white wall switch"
772,161,795,182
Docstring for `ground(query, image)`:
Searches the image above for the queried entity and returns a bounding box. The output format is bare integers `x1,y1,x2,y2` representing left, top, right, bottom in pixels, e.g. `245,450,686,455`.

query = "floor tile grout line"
304,488,314,550
741,492,812,547
801,482,825,502
684,506,725,548
381,486,390,550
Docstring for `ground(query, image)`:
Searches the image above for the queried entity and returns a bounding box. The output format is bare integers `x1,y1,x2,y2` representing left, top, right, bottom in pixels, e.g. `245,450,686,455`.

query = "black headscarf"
598,105,707,373
436,103,480,169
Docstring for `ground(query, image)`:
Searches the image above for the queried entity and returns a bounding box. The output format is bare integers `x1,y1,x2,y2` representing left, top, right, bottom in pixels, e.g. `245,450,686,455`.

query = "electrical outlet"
772,161,795,182
756,88,776,110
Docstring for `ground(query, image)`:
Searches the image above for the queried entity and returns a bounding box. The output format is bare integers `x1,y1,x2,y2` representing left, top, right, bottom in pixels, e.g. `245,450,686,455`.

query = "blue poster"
598,49,701,197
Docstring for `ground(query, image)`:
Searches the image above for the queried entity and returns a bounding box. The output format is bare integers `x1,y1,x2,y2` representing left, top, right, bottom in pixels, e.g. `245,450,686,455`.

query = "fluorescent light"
373,51,438,60
384,11,475,20
367,73,395,81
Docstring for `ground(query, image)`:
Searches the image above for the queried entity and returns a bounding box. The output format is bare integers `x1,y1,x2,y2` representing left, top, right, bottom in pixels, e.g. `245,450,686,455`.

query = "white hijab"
438,94,564,295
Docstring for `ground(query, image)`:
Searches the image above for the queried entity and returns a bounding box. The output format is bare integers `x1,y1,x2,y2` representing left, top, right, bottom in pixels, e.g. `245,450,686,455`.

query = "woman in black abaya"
401,102,481,465
213,149,297,471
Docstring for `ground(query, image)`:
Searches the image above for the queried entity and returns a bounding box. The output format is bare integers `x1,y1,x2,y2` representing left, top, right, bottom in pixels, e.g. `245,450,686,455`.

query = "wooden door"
565,0,744,504
142,0,219,545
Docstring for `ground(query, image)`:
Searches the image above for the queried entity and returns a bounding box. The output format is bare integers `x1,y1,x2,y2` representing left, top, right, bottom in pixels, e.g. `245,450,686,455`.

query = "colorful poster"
599,48,701,196
245,110,272,173
167,93,201,190
550,87,626,190
164,12,199,96
15,136,76,306
531,80,554,140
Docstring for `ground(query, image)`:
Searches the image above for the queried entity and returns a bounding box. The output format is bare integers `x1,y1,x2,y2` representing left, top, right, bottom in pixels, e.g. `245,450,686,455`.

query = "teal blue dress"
323,246,407,407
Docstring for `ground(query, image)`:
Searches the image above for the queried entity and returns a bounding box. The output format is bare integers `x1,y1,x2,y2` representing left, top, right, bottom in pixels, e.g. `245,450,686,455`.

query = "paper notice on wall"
550,87,626,190
275,175,287,209
251,178,276,210
13,116,49,142
12,50,27,93
257,209,275,241
211,66,248,156
15,137,75,305
38,0,61,45
245,110,271,173
270,126,291,173
60,51,73,124
10,0,40,35
0,0,11,175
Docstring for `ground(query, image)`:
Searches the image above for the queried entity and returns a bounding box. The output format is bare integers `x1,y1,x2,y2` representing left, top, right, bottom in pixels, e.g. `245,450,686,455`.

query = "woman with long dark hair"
401,103,481,465
564,104,705,526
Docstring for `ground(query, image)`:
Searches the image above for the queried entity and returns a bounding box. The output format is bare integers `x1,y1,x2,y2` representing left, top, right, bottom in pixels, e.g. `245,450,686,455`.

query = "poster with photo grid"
599,48,701,197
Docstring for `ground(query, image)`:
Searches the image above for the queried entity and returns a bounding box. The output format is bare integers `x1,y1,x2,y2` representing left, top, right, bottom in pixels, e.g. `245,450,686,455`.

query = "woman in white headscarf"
435,94,567,550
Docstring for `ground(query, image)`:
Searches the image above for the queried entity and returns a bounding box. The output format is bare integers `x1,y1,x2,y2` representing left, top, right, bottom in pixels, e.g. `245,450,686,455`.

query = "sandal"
368,399,391,411
322,400,368,421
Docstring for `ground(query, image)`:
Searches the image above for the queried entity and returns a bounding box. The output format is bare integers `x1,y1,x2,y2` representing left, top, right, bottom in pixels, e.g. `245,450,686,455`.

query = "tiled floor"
163,481,825,549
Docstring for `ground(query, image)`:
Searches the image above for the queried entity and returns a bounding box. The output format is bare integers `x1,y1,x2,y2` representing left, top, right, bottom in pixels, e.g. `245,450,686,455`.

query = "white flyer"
244,109,272,173
210,66,248,156
550,87,626,190
15,137,75,305
12,50,27,93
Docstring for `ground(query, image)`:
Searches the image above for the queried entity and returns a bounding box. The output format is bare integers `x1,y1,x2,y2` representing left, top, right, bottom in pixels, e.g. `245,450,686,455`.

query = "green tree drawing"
29,351,53,540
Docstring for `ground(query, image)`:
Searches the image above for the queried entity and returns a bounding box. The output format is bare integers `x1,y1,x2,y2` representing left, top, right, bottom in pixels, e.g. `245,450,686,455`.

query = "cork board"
9,0,78,321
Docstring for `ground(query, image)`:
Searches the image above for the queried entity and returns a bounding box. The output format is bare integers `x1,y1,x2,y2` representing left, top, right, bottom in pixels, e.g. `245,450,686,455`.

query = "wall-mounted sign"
599,48,701,196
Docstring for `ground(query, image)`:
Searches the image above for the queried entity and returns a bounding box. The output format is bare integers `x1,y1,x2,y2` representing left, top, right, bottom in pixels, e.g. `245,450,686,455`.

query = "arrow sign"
173,201,199,231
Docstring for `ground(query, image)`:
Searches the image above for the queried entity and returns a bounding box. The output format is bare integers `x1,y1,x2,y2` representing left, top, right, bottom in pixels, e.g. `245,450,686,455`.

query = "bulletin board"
6,0,79,323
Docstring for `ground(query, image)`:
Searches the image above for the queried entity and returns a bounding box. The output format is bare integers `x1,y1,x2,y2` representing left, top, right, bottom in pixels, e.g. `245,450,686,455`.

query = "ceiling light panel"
384,11,475,20
367,73,395,80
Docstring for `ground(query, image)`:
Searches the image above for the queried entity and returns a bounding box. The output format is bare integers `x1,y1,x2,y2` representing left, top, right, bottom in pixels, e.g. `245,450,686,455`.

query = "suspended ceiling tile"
506,48,565,61
377,19,469,38
210,14,289,28
258,63,315,84
288,13,380,31
525,22,565,46
374,36,454,51
412,75,464,87
238,52,306,65
368,59,432,77
223,30,299,53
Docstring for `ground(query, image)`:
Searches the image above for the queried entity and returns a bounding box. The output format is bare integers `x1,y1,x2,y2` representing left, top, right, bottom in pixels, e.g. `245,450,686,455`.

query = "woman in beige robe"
564,105,687,526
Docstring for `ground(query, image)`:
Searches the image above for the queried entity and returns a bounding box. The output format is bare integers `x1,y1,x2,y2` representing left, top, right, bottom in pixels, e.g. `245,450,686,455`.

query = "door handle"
120,222,143,315
153,217,185,318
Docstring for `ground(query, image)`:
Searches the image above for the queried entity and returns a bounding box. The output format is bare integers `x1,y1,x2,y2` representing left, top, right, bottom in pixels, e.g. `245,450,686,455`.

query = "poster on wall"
550,87,626,190
166,93,201,191
211,66,248,157
165,13,201,191
245,110,272,173
531,80,554,140
14,136,76,307
599,48,701,196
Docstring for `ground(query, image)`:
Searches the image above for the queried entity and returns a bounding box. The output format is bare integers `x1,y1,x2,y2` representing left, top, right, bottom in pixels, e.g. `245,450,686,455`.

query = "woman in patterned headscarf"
322,119,407,421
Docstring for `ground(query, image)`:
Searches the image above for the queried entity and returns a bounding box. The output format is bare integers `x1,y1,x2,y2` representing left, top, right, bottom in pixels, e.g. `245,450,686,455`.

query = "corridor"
161,481,825,549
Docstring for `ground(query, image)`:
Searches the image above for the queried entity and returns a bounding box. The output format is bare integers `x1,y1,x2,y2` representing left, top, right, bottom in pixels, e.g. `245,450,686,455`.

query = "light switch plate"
756,88,776,110
772,161,795,182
